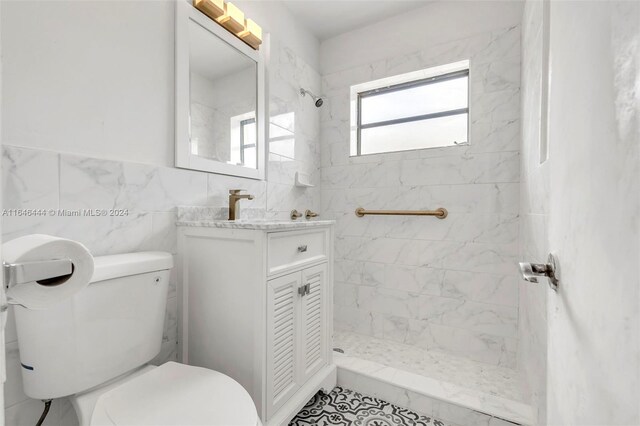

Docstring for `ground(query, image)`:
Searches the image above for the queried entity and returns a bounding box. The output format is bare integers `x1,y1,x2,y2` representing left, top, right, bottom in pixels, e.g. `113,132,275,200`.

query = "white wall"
519,1,549,423
1,0,320,168
320,2,523,367
321,0,523,75
546,1,640,424
234,0,319,70
1,1,176,166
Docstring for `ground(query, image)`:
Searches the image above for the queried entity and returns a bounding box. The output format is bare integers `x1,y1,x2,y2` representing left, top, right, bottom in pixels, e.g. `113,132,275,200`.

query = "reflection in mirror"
189,19,258,169
269,112,295,160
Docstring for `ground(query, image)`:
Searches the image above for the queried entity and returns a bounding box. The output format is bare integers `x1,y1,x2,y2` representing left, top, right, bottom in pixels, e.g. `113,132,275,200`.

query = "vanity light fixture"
193,0,263,50
216,2,245,33
237,19,263,50
193,0,225,20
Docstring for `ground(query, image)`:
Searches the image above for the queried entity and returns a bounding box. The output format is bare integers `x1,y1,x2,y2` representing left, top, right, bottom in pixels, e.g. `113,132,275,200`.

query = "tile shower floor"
289,386,451,426
334,330,527,403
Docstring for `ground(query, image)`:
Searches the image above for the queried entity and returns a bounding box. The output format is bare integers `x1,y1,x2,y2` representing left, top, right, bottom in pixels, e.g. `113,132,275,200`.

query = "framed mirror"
175,1,266,180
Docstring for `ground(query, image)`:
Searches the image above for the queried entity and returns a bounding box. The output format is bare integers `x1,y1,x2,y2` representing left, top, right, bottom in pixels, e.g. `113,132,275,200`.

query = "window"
239,118,257,166
230,112,257,168
350,60,469,156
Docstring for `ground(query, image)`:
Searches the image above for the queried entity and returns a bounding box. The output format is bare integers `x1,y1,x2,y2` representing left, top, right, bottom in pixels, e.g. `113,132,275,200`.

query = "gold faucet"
228,189,254,220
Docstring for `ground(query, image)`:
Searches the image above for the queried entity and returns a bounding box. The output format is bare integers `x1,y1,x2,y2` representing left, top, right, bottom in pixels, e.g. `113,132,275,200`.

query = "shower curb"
334,353,533,426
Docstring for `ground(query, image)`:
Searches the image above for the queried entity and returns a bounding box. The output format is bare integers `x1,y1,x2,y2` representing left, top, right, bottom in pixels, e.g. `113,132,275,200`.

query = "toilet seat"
89,362,260,426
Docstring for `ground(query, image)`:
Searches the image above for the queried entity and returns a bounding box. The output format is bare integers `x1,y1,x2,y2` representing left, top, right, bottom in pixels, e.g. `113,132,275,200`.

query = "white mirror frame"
175,1,266,180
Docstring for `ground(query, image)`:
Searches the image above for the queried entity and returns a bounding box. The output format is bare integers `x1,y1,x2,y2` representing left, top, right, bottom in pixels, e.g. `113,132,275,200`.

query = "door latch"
519,253,559,291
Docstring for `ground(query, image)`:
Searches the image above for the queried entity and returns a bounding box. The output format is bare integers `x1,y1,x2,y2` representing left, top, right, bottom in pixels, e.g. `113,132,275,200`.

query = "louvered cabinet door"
266,272,301,418
299,263,328,383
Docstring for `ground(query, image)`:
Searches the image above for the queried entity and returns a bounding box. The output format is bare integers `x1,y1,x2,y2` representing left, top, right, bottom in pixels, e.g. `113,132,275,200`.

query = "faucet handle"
305,210,319,220
229,189,246,195
290,209,303,220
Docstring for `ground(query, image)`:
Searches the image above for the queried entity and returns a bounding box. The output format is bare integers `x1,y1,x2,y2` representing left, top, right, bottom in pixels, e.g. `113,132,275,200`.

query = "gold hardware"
193,0,225,21
193,0,261,50
355,207,448,219
236,18,262,49
216,2,245,33
228,189,254,220
304,209,319,220
290,209,303,220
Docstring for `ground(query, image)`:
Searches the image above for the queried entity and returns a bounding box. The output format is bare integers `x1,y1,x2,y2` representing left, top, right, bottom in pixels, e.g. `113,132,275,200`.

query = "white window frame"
350,59,470,156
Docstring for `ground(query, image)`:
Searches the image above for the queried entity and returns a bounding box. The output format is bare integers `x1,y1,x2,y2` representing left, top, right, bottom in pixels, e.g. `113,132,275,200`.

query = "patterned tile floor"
289,387,451,426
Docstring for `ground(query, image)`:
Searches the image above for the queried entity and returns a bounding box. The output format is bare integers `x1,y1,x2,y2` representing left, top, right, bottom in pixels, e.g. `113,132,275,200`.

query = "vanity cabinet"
267,263,328,417
177,222,335,426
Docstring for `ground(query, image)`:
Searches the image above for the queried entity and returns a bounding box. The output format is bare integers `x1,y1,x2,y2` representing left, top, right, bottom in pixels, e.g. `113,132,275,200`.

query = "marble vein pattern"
334,331,532,425
321,24,521,367
177,215,335,231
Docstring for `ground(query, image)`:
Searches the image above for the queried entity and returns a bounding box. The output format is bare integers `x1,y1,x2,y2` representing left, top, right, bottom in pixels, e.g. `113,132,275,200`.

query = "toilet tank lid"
91,252,173,283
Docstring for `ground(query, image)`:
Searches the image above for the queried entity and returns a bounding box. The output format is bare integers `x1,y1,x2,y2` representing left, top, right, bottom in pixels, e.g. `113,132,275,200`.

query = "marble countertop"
176,219,335,230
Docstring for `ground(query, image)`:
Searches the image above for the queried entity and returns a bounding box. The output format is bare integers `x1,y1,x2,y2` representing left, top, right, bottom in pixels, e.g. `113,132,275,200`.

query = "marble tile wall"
321,25,522,368
518,1,549,424
1,36,320,425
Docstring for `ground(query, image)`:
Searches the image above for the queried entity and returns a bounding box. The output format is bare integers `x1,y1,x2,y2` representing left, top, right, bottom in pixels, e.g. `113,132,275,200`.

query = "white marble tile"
334,281,358,308
384,212,519,245
383,265,445,295
398,152,520,186
59,154,125,211
121,163,208,212
397,184,520,214
334,259,365,284
57,398,80,426
357,286,421,319
442,271,518,307
2,145,59,210
470,59,521,95
206,173,267,210
334,331,533,425
470,25,521,64
418,295,518,338
5,305,18,344
471,88,521,125
469,119,520,154
405,321,517,367
4,342,29,408
2,211,154,256
146,211,178,254
6,399,53,426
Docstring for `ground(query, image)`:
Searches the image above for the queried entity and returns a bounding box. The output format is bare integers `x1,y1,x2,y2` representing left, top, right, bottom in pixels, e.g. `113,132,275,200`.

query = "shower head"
300,88,324,108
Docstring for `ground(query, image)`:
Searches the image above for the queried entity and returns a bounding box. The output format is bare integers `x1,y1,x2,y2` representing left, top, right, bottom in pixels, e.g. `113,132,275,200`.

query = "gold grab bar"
355,207,448,219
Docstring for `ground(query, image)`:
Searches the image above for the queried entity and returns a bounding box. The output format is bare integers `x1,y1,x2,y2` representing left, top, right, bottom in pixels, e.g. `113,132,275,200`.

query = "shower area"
318,2,533,425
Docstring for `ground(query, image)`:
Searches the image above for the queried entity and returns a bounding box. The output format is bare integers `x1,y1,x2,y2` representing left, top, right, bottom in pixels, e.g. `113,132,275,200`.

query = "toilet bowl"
12,251,260,426
72,362,260,426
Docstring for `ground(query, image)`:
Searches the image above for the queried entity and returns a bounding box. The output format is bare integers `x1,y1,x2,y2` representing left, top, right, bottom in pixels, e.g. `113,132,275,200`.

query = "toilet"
12,251,261,426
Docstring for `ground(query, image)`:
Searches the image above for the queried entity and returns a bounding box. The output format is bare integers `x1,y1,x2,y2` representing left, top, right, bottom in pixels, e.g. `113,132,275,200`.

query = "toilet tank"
13,251,173,400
